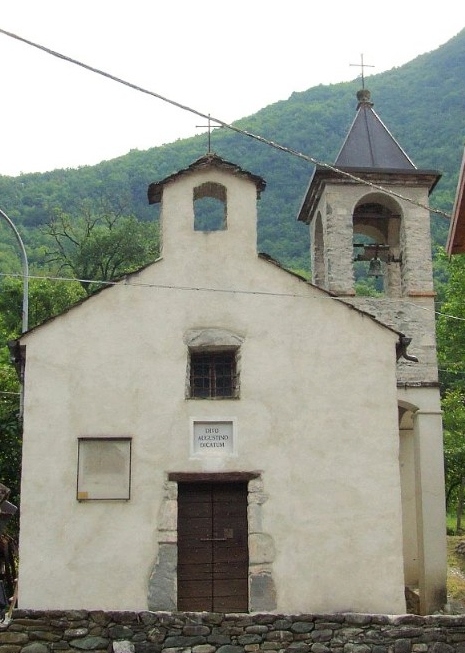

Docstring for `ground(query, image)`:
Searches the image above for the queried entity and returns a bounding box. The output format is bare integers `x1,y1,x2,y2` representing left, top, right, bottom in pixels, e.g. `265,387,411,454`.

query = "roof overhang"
446,148,465,255
148,153,266,204
297,165,441,224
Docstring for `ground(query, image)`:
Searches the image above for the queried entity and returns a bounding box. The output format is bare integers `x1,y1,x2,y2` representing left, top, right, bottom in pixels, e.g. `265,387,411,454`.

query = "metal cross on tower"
195,114,221,153
350,54,375,89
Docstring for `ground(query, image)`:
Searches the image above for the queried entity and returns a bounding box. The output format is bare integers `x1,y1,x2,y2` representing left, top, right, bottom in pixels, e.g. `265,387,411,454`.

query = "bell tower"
297,88,441,382
297,88,447,615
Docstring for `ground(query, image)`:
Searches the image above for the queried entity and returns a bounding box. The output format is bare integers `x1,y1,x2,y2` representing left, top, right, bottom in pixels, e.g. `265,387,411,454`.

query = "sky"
0,1,464,177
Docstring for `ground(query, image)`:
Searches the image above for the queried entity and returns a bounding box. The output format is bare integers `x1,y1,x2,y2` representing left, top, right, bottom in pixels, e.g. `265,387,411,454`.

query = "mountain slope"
2,28,465,271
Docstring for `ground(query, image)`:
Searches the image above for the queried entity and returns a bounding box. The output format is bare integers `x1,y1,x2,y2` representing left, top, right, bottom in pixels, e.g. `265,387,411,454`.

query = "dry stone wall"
2,612,465,653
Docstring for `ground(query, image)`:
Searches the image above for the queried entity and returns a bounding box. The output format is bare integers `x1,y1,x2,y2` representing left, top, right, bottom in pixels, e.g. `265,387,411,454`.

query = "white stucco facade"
17,156,434,615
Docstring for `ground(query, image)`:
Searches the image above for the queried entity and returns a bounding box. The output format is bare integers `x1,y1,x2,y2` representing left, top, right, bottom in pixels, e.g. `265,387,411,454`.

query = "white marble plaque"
192,420,234,455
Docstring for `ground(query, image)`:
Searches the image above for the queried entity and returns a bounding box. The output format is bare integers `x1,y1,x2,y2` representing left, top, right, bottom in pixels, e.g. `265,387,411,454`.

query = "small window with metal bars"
189,350,238,399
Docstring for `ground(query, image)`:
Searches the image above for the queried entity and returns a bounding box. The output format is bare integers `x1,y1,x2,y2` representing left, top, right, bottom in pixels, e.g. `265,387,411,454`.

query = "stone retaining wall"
2,611,465,653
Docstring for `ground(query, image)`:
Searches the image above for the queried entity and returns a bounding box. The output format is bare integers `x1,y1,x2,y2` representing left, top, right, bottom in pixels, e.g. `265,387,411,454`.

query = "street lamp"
0,207,28,332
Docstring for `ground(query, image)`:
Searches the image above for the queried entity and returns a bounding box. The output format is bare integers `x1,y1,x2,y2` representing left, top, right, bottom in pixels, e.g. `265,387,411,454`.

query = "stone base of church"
3,609,465,653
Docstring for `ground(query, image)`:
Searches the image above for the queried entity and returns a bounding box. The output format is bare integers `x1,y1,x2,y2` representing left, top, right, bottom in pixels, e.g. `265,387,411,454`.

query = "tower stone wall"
308,179,439,385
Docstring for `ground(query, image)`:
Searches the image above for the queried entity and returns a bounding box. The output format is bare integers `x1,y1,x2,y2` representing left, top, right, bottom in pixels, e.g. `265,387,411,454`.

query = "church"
15,88,446,615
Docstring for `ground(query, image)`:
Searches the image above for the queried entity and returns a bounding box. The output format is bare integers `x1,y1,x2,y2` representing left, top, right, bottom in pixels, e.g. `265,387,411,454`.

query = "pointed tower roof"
297,89,440,224
335,89,416,170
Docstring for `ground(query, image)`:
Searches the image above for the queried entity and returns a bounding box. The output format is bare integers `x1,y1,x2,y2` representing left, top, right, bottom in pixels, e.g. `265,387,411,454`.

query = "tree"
437,252,465,390
0,203,159,537
43,205,160,294
0,205,160,533
0,276,85,536
0,363,21,508
436,250,465,525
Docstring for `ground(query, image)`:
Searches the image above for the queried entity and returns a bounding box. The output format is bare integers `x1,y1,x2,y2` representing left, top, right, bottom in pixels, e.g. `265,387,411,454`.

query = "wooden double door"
177,482,248,612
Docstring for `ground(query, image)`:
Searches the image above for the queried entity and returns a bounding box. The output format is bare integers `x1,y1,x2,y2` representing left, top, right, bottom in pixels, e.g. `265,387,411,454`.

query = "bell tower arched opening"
352,194,403,297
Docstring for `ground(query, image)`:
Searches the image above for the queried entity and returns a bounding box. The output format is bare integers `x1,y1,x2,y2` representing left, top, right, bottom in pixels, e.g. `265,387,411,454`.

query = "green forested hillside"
1,28,465,273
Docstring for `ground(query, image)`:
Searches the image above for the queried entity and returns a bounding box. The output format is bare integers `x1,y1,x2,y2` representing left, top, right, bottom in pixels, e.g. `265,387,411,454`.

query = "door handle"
200,537,227,542
200,528,234,542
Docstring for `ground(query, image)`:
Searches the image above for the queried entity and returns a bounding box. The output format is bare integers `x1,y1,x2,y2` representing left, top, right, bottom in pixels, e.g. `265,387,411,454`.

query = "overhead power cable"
0,27,452,221
0,270,461,324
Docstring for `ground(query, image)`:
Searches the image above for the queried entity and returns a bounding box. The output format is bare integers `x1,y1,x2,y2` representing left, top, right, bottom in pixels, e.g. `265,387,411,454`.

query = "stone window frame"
184,328,244,400
189,349,237,398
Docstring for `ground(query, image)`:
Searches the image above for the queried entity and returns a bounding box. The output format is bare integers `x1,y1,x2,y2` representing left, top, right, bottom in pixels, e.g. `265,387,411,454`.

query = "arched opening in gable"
194,182,227,231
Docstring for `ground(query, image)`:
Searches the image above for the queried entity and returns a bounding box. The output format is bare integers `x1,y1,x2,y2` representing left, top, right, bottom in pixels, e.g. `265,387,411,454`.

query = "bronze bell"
368,256,383,277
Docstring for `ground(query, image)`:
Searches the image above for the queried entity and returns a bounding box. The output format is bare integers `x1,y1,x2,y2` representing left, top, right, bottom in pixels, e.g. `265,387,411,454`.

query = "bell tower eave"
297,166,441,225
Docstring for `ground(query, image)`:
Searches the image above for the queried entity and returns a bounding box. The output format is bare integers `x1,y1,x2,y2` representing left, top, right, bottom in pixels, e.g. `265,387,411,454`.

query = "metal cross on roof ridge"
195,114,222,153
350,54,375,89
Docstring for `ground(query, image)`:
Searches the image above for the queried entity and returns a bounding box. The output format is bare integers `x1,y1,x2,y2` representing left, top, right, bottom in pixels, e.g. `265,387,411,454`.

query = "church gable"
19,244,403,613
16,123,444,617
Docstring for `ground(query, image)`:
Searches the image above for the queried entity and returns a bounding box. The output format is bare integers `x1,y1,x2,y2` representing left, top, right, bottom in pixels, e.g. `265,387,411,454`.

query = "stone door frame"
148,471,277,612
